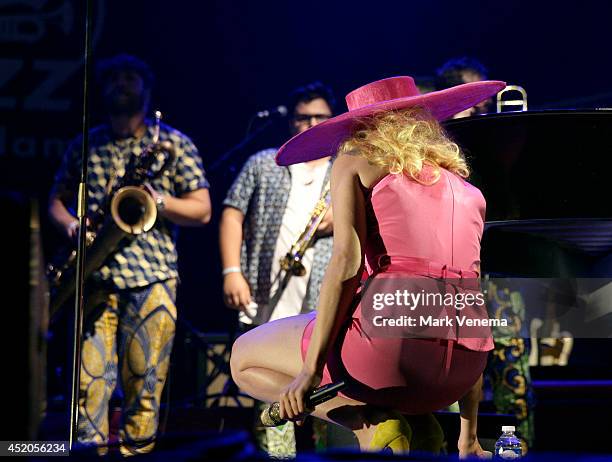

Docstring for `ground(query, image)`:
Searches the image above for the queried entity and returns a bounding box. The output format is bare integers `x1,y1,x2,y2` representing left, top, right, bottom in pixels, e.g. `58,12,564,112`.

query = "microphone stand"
209,119,274,173
69,0,94,448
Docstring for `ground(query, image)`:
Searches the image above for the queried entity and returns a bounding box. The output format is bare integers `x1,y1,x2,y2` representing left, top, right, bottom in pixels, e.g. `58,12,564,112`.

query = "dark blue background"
2,0,612,331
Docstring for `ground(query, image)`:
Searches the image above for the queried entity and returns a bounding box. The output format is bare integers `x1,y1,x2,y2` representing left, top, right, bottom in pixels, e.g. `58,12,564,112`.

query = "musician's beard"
105,88,147,117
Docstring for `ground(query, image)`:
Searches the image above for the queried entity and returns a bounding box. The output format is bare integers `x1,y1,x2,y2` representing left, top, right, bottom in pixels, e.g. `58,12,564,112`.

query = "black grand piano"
446,110,612,334
445,110,612,268
444,110,612,452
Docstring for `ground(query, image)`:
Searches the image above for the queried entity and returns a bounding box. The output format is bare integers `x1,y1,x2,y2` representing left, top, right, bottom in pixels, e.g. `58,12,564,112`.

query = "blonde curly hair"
338,107,469,184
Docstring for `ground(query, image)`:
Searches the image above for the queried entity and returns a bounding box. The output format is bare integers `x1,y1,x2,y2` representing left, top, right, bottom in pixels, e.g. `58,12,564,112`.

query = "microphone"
260,381,346,427
256,105,288,118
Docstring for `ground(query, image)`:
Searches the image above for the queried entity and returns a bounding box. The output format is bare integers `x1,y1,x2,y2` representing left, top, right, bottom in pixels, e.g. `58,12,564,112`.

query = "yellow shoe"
405,413,445,455
369,414,412,454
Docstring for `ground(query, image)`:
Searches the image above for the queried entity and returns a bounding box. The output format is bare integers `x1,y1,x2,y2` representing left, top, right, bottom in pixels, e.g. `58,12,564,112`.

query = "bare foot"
458,437,492,459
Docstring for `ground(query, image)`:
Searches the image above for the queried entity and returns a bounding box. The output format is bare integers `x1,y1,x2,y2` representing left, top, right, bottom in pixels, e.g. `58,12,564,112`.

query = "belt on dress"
369,255,478,280
366,255,480,380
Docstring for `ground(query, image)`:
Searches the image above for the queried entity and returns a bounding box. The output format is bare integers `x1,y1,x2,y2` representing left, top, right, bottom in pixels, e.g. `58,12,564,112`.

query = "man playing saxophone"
220,82,335,457
48,54,211,455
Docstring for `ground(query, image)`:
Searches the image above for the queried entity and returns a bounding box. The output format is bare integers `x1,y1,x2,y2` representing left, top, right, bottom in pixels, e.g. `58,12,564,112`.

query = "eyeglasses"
292,113,332,125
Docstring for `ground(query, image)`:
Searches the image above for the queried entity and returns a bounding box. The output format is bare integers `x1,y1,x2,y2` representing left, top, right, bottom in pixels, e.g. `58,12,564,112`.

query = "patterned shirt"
223,149,333,319
52,121,209,289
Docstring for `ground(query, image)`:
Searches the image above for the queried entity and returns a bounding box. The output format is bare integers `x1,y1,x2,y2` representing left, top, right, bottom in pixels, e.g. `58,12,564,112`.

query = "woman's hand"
278,368,322,423
458,436,492,459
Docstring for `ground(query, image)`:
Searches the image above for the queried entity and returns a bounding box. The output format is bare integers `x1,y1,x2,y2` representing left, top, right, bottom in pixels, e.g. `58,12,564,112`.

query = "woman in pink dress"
230,76,505,457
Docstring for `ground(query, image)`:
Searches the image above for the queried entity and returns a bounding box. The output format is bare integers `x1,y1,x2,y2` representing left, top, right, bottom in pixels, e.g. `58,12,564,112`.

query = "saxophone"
47,111,175,319
279,180,331,276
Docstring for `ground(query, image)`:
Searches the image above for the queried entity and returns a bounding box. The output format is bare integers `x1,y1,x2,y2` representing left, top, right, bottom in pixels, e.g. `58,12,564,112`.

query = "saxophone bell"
110,186,157,234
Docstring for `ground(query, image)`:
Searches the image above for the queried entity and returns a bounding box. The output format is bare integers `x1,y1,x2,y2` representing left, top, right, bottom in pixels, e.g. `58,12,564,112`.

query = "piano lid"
443,109,612,222
485,219,612,257
444,110,612,266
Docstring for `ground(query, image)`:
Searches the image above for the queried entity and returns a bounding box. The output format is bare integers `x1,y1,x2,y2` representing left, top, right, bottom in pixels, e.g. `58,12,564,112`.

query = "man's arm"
219,207,243,269
50,184,213,238
219,207,252,309
49,139,81,239
164,134,212,226
218,152,262,309
151,187,211,226
49,194,79,239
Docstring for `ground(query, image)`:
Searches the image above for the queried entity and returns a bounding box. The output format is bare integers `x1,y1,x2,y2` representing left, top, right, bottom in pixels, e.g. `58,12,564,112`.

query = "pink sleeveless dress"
301,166,494,414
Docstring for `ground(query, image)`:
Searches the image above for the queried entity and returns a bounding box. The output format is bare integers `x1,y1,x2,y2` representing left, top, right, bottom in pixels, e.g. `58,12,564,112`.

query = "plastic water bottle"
494,426,522,460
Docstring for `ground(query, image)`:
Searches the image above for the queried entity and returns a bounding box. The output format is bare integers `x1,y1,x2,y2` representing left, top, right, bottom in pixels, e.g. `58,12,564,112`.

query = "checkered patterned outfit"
53,121,209,289
223,149,333,319
52,121,208,454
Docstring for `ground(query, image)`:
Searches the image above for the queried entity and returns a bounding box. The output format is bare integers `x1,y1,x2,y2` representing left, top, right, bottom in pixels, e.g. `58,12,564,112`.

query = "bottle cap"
502,425,515,432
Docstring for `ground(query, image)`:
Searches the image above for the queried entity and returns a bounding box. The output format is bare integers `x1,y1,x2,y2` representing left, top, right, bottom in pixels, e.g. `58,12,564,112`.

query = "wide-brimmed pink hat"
276,76,506,166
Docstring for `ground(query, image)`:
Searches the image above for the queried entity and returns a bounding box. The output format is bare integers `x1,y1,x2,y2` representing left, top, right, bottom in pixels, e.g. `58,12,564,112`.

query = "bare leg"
230,313,402,450
457,374,491,459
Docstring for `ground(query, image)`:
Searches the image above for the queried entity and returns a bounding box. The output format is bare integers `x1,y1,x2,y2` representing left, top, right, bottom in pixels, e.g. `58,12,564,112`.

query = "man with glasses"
220,82,335,457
